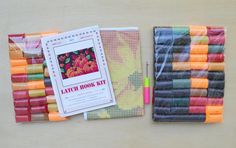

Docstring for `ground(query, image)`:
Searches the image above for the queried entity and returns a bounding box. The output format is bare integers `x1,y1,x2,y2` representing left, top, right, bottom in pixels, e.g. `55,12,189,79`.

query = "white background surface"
0,0,236,148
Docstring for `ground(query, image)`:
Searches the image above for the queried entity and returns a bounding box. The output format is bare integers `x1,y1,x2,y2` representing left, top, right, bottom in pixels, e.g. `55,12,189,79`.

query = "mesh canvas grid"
86,30,144,119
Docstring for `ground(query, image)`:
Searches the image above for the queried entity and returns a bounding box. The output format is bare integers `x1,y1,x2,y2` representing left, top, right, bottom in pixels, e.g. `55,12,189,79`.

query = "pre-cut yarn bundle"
9,33,67,122
153,26,225,123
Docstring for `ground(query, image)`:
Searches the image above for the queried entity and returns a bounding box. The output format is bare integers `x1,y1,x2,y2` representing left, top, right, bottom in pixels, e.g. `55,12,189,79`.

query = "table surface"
0,0,236,148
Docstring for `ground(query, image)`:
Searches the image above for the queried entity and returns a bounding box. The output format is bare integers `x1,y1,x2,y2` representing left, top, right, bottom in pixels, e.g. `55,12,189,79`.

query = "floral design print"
57,47,98,79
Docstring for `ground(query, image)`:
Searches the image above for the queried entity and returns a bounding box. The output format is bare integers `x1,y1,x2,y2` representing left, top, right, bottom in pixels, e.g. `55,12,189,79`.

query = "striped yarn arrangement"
9,33,67,122
153,26,225,123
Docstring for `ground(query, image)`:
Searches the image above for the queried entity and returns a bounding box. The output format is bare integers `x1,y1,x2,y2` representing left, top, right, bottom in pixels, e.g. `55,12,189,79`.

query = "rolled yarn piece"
190,45,208,54
11,74,28,83
191,36,209,45
154,98,173,107
172,27,189,35
10,59,27,67
154,90,173,98
208,80,225,89
173,53,189,62
173,62,190,71
155,45,173,53
155,72,172,80
190,54,207,62
208,45,224,53
208,54,224,62
27,58,44,64
155,63,173,72
191,78,208,89
154,98,189,107
155,81,173,90
208,63,224,71
172,89,190,97
31,114,48,121
27,64,43,74
173,35,191,45
207,26,225,36
12,83,28,90
154,107,189,115
13,90,29,99
31,105,48,114
28,89,46,98
189,106,206,114
14,99,28,107
172,71,191,79
48,112,67,121
15,107,30,115
173,79,190,89
207,98,223,106
191,70,208,78
208,72,225,80
155,35,173,45
46,95,56,104
28,80,45,89
172,98,190,107
190,62,208,70
206,106,223,114
28,74,44,81
48,104,58,112
154,27,173,36
208,88,224,98
11,66,27,74
155,54,173,62
172,45,190,53
15,115,31,122
208,36,225,45
153,114,205,122
30,97,47,106
190,89,207,97
189,26,207,36
205,114,223,123
190,97,207,106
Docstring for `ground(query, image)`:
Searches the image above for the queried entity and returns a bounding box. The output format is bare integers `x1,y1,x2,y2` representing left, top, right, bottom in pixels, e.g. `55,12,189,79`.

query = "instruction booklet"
41,26,116,117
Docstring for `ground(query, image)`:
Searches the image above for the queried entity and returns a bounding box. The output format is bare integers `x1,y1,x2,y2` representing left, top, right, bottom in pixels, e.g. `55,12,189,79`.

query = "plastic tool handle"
144,77,150,104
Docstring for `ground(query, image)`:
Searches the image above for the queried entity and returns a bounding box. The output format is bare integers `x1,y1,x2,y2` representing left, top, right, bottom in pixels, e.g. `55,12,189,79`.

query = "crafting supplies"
153,26,225,123
85,28,144,119
144,62,151,104
9,32,67,122
42,26,116,117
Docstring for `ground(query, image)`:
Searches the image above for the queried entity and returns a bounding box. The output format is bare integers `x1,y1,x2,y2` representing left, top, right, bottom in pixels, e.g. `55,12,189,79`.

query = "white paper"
41,26,116,117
